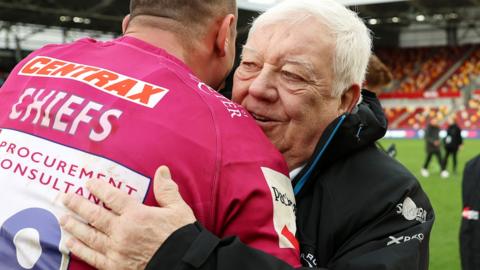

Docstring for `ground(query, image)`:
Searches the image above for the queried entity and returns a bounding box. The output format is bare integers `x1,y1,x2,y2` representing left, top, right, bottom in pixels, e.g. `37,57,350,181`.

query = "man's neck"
124,25,219,90
124,29,191,68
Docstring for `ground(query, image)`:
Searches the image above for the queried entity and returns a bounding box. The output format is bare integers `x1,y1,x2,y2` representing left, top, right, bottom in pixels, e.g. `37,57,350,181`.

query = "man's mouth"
251,112,272,122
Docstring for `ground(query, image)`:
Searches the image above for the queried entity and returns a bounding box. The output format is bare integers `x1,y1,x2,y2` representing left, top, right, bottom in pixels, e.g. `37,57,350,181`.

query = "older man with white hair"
61,0,434,269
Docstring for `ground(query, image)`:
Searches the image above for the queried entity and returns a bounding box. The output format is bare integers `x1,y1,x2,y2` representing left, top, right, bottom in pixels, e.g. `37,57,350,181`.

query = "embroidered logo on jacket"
396,197,427,223
387,233,424,246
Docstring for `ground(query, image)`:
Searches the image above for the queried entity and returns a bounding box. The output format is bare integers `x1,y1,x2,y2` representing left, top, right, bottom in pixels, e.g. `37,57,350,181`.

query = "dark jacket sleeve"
145,222,318,270
460,155,480,270
327,173,434,270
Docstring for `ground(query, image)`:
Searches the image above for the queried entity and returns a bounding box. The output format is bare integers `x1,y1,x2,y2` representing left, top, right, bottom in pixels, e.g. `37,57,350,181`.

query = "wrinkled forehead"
246,15,334,53
243,17,335,73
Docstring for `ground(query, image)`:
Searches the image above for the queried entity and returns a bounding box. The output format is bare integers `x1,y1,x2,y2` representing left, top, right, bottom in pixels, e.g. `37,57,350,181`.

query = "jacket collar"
292,90,388,195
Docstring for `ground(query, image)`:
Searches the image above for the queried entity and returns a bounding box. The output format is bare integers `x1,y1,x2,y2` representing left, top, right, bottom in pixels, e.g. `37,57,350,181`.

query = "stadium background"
0,0,479,269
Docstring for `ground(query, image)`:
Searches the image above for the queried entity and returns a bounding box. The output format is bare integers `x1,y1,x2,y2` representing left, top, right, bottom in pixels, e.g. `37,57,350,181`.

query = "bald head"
129,0,237,36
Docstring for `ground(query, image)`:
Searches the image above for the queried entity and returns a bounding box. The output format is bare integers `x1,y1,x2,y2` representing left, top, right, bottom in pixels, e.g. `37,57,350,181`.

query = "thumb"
154,166,185,207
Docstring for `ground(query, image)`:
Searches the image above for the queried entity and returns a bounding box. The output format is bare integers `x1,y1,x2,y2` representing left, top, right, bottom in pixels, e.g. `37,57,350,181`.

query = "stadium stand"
383,97,479,130
457,98,480,129
376,44,480,133
377,46,469,97
439,46,480,95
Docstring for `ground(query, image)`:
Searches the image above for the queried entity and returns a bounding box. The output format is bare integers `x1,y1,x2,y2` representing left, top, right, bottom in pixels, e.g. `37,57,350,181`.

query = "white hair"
249,0,372,97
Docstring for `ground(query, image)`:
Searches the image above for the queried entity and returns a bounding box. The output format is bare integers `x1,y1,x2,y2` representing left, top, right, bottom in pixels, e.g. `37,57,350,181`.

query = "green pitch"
381,139,480,270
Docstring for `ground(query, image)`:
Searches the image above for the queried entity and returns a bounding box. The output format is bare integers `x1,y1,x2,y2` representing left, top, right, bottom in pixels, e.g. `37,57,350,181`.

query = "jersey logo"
0,128,152,269
19,56,169,108
262,167,298,250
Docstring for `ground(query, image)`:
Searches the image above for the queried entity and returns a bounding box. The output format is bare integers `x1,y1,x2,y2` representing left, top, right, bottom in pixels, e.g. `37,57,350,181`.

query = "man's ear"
339,84,361,113
215,14,236,57
122,15,131,34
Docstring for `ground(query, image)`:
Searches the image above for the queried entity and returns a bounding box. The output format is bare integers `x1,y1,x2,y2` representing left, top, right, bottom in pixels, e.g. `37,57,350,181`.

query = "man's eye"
241,61,260,70
281,70,304,82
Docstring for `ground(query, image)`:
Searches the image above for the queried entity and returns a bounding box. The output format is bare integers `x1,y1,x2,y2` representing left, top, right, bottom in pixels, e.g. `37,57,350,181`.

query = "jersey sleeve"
185,84,300,267
146,223,311,270
211,158,300,267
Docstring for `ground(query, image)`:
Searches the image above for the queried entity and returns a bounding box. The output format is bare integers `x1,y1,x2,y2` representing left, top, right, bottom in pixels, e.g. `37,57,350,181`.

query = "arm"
61,166,306,270
146,223,317,270
327,179,434,270
460,156,480,270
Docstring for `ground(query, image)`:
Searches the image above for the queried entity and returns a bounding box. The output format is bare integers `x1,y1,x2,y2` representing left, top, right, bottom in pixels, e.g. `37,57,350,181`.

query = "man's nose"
248,68,278,103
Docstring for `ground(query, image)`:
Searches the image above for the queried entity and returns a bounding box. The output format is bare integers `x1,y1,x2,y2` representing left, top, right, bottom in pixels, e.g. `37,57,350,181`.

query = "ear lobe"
215,14,236,57
339,84,361,113
122,14,131,34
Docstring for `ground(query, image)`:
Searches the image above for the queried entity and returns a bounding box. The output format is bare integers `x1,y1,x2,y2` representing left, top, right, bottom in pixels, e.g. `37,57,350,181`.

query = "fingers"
86,180,136,215
66,237,110,270
62,193,115,234
154,166,185,207
60,215,109,254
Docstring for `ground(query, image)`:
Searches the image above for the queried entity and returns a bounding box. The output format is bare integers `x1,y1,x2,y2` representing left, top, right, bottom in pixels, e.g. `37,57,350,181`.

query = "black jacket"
443,124,463,151
460,155,480,270
146,91,434,270
424,124,441,153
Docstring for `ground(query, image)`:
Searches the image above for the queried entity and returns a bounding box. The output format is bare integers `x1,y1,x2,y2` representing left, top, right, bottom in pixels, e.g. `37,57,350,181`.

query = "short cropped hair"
130,0,236,34
249,0,372,97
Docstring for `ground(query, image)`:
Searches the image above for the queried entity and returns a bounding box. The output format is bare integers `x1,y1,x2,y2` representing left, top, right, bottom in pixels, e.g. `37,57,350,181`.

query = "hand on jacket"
60,166,196,270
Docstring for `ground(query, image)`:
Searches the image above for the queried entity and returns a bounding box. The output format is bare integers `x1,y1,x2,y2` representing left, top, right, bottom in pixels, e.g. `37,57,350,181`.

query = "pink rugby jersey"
0,36,300,269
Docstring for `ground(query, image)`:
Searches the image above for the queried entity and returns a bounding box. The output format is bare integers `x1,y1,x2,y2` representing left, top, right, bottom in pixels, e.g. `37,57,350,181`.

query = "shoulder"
160,80,289,176
466,155,480,171
330,145,418,189
321,145,432,237
324,145,426,217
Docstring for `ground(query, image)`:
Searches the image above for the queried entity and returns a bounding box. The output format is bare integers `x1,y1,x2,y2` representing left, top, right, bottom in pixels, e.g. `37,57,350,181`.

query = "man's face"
233,18,348,170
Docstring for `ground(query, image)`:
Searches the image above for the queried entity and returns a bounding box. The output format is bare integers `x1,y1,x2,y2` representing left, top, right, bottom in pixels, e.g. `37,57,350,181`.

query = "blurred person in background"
62,1,434,269
365,54,397,157
443,115,463,175
460,154,480,270
421,118,449,178
365,54,393,96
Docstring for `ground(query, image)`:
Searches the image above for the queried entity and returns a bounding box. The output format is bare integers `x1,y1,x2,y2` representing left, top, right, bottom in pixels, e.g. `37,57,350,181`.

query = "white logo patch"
387,233,424,246
396,197,427,223
262,167,298,249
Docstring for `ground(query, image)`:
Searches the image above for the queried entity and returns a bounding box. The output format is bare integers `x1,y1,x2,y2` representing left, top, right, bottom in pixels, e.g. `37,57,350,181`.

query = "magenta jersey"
0,36,300,269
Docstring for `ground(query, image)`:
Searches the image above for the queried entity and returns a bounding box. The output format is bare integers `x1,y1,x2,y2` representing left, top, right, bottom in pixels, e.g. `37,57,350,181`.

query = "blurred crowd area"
375,45,480,130
377,45,480,97
384,99,480,130
377,46,465,95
